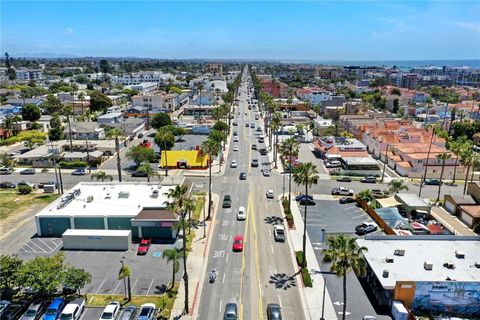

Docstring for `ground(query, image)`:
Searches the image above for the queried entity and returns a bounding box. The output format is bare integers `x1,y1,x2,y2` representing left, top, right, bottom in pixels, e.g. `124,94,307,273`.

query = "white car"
273,225,286,242
237,206,247,220
266,190,275,199
230,160,237,168
331,187,354,196
262,169,271,177
233,136,239,142
233,145,239,151
99,301,120,320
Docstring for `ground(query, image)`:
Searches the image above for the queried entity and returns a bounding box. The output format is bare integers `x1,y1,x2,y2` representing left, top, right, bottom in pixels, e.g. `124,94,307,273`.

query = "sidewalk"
169,193,219,319
430,206,476,236
288,196,338,320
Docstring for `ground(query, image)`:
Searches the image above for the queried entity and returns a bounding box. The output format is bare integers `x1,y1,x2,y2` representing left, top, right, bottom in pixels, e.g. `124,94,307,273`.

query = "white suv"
99,301,120,320
331,187,354,196
237,206,247,220
230,160,237,168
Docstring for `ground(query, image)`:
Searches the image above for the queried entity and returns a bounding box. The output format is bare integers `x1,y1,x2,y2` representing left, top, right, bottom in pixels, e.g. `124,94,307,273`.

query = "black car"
251,159,259,167
223,303,237,320
259,148,268,155
222,195,232,208
20,168,36,175
424,179,441,185
336,176,352,182
299,199,316,206
0,182,16,189
252,144,257,150
239,172,247,180
339,197,357,204
1,302,28,320
131,170,148,177
118,305,136,320
267,303,282,320
295,194,313,201
360,176,377,183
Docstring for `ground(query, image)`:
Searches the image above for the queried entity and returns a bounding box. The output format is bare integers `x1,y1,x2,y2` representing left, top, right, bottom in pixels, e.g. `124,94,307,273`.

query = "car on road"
251,159,259,167
245,123,249,127
20,168,35,175
266,189,275,199
331,187,354,196
137,303,156,320
273,225,285,242
230,160,237,168
233,136,239,142
237,206,247,220
336,176,352,182
259,148,268,155
299,198,316,206
251,144,257,150
131,170,148,177
258,137,264,143
38,181,57,189
19,302,44,320
360,176,377,183
17,181,35,189
325,161,342,168
42,298,66,320
424,178,441,185
339,197,357,204
232,235,244,252
0,168,13,175
71,168,86,176
223,303,237,320
233,121,238,126
137,238,151,255
355,222,378,235
118,306,136,320
239,172,247,180
233,131,238,136
371,189,387,198
262,169,271,177
250,123,255,128
99,301,120,320
267,303,282,320
295,194,313,201
233,146,239,151
363,316,376,320
0,182,16,189
222,195,232,208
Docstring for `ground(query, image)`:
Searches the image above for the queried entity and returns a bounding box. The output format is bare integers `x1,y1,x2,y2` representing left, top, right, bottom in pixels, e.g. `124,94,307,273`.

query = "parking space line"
222,273,226,283
146,278,155,295
131,278,139,292
112,280,121,294
50,239,61,246
308,223,327,227
95,278,106,294
37,238,54,251
23,242,38,253
271,245,274,253
28,241,48,253
352,214,367,219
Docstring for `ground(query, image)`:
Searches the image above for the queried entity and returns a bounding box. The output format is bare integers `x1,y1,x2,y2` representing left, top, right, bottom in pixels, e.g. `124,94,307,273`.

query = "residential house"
65,122,106,140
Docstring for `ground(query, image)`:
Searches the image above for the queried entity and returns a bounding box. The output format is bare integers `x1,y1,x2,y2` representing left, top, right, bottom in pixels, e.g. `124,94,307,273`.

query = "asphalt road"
197,70,305,320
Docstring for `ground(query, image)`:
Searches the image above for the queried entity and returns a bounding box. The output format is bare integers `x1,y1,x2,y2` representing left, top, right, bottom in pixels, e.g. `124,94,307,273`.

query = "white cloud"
66,27,74,35
455,21,480,33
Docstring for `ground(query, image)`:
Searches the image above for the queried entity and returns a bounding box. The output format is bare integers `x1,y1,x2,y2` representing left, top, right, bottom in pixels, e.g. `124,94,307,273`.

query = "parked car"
223,303,237,320
355,222,378,235
99,301,120,320
59,298,84,320
237,206,247,220
232,235,244,252
230,160,237,168
331,187,354,196
20,168,35,175
371,189,387,198
259,148,268,155
19,302,45,320
339,197,357,204
239,172,247,180
222,195,232,208
251,144,257,150
131,170,148,177
1,302,28,320
267,303,282,320
0,182,16,189
245,123,249,127
299,198,316,206
266,190,275,199
336,176,352,182
42,298,65,320
71,168,86,176
360,176,377,183
137,303,156,320
295,194,313,201
424,179,441,185
17,181,35,189
273,225,285,242
233,146,239,152
233,136,239,142
0,301,11,317
233,131,238,136
251,159,259,167
137,238,151,255
325,161,341,168
0,168,13,175
118,306,136,320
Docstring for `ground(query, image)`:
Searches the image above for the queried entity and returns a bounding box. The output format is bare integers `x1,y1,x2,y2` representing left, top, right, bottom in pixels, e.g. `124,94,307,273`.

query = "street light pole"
381,144,389,183
320,278,327,320
120,258,127,299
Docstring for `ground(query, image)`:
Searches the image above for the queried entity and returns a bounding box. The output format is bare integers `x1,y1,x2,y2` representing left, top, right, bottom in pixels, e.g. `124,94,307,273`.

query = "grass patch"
0,190,60,221
185,196,205,252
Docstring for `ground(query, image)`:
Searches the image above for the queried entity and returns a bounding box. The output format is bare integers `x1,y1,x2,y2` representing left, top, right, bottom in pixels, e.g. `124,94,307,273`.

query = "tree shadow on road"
264,216,284,225
269,272,297,290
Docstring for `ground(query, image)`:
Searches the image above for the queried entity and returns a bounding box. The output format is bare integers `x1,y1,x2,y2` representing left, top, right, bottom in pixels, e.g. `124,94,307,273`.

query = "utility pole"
85,135,91,174
381,144,389,183
419,126,436,197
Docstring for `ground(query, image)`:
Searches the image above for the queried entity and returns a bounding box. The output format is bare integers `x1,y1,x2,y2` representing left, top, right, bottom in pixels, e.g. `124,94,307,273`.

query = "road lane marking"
219,300,222,313
352,214,366,219
222,273,226,283
249,192,264,320
28,240,47,253
95,278,106,294
271,245,274,253
146,278,155,295
226,253,229,263
23,242,36,253
278,296,282,307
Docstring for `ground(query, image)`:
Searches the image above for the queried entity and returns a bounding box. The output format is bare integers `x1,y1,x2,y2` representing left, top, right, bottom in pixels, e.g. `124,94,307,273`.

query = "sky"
1,1,479,60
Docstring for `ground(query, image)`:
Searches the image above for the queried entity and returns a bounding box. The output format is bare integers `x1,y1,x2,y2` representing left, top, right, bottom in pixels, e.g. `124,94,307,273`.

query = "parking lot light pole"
120,258,127,299
320,278,326,320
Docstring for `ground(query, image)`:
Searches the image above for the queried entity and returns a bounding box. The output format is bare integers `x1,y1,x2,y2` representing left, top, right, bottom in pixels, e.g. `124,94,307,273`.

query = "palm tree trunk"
288,149,292,214
207,154,212,220
342,273,347,320
436,158,446,203
419,129,435,197
171,262,176,290
452,157,458,184
115,136,122,182
182,211,189,314
463,165,471,195
164,140,169,177
302,182,308,269
188,210,191,235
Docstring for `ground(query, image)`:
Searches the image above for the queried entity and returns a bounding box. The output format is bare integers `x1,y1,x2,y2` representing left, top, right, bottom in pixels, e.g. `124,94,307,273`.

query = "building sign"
411,281,480,317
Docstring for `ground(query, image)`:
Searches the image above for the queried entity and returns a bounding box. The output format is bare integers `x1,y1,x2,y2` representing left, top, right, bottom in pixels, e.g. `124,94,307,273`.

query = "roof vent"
424,261,433,270
474,262,480,268
382,270,389,278
443,262,455,269
386,257,394,263
86,195,94,203
105,192,111,199
394,248,405,256
455,250,465,259
118,191,130,199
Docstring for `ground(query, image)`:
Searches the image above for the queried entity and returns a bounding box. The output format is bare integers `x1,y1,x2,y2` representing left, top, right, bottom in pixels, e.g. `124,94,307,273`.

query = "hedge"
301,267,313,287
18,185,33,195
0,136,19,146
295,251,304,267
59,161,87,169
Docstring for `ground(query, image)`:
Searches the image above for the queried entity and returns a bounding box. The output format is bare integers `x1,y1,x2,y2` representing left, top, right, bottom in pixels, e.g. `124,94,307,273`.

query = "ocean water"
280,59,480,69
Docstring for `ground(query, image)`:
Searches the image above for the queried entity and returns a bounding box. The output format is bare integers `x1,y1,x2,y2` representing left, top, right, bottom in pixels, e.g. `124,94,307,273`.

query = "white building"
16,69,44,81
126,82,158,93
132,94,164,109
112,71,174,85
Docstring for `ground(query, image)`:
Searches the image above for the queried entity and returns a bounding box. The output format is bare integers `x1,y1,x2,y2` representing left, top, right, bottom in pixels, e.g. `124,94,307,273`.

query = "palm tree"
293,162,319,268
323,235,368,320
460,146,475,195
435,152,452,203
91,170,113,182
162,248,181,290
357,189,374,203
201,138,220,220
279,137,299,212
419,124,441,197
118,262,132,300
270,113,281,169
183,198,196,235
388,179,409,194
107,128,123,182
449,136,468,184
78,92,85,116
164,184,190,314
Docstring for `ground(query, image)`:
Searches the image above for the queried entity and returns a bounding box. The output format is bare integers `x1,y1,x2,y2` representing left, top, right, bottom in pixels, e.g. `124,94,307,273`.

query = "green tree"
17,130,47,149
151,113,173,129
89,91,113,112
18,185,33,194
388,179,409,194
126,145,155,166
91,170,113,182
155,129,175,176
279,137,299,210
460,146,475,195
435,152,452,203
99,59,111,73
21,104,41,121
357,189,374,202
42,94,64,114
201,138,221,220
62,266,92,295
122,88,139,96
136,163,159,182
0,154,16,168
168,86,183,95
0,254,23,299
293,162,319,268
390,88,401,96
323,235,368,320
48,113,65,141
162,248,181,290
183,198,196,235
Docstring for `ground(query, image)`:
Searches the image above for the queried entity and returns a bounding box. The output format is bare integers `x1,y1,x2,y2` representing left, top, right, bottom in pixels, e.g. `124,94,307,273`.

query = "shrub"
59,160,87,169
295,251,304,267
0,136,19,146
473,222,480,234
301,267,313,287
18,185,33,194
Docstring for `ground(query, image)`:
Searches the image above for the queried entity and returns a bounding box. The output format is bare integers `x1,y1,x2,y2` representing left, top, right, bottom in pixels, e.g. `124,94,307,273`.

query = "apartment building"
16,68,44,81
132,94,164,110
112,71,170,85
204,63,223,75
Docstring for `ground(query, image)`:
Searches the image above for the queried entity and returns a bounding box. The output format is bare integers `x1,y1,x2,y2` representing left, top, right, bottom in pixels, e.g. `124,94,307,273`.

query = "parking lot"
17,238,181,296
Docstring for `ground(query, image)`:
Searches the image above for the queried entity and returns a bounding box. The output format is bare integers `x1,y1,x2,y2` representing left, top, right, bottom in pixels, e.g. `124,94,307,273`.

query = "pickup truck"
59,298,85,320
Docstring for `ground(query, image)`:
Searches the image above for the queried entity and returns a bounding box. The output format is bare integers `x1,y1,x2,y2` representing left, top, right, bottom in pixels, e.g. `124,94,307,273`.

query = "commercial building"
356,235,480,318
35,181,186,240
204,63,223,75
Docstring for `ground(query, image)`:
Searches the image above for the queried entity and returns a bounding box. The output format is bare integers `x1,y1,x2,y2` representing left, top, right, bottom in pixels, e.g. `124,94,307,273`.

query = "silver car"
20,303,44,320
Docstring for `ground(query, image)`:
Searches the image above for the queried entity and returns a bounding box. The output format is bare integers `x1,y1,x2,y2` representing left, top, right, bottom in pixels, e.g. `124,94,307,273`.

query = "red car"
232,235,244,252
137,238,151,255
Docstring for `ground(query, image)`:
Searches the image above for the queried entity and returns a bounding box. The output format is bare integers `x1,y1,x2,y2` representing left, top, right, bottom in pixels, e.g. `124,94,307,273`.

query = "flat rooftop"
357,236,480,290
36,182,176,218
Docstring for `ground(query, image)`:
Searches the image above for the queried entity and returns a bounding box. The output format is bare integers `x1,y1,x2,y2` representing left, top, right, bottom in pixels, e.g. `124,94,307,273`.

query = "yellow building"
160,150,209,169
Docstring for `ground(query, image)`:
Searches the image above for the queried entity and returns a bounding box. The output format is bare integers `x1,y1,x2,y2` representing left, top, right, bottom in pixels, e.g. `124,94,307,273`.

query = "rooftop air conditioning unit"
424,261,433,270
443,262,455,269
386,257,394,263
455,250,465,259
474,262,480,268
382,270,389,278
394,249,405,256
86,195,94,203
